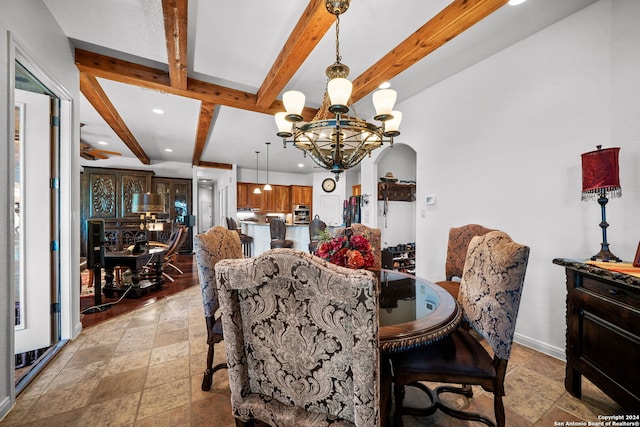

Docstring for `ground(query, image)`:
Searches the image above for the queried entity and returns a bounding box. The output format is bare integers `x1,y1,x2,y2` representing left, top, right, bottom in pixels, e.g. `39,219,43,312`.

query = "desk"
102,248,167,299
375,269,463,426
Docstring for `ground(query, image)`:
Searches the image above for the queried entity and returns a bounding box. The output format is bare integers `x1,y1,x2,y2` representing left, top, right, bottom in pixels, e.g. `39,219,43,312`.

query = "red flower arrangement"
315,231,374,269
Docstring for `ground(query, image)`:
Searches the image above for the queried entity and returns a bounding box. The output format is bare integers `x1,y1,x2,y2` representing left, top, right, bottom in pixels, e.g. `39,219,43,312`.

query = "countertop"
241,221,309,227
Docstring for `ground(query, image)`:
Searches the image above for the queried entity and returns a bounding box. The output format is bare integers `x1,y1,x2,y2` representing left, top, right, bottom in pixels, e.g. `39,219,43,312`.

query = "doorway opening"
13,60,62,391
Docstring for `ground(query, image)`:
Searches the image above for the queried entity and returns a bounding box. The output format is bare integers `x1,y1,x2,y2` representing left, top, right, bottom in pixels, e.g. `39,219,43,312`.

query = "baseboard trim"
514,332,566,361
0,395,14,422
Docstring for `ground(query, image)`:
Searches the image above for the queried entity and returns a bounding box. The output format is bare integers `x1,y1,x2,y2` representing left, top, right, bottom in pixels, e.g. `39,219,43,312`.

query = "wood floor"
80,253,198,329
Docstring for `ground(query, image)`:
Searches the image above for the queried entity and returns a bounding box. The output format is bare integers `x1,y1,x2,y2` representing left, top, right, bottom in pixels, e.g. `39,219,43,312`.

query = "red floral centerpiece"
315,229,374,269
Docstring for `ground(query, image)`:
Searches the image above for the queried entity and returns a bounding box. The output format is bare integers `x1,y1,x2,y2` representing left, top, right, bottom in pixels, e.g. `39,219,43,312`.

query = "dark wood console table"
553,258,640,410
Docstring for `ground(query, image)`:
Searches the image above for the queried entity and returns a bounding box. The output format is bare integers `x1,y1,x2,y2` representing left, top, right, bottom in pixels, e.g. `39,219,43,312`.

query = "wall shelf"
378,182,416,202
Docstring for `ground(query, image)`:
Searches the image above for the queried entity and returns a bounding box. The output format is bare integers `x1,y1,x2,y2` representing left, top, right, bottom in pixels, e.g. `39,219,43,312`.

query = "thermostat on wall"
425,195,436,205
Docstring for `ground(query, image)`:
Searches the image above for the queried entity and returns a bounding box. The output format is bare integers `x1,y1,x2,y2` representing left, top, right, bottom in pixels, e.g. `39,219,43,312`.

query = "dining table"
374,269,463,426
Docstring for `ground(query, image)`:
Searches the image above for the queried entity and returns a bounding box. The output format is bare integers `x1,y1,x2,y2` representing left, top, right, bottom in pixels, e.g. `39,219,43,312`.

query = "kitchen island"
240,221,312,256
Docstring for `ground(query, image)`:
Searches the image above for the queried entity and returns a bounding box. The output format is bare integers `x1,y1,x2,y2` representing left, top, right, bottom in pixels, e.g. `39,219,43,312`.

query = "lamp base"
590,248,621,263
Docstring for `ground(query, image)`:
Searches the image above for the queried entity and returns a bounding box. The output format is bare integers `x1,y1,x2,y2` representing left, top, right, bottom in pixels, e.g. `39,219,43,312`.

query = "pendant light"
253,151,262,194
263,142,272,191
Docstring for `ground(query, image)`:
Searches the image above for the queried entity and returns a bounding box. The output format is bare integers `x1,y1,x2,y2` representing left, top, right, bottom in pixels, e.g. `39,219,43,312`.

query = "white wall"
400,0,640,358
1,0,81,417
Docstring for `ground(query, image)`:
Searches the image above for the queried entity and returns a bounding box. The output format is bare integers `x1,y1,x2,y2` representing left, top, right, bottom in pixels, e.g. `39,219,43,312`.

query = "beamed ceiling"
43,0,597,177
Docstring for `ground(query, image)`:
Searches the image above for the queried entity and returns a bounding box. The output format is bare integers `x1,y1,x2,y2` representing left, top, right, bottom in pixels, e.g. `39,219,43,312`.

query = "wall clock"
322,178,336,193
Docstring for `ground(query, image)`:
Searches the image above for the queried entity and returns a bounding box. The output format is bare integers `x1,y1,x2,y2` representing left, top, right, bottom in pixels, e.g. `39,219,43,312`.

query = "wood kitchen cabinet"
260,185,290,213
238,182,291,213
291,185,313,207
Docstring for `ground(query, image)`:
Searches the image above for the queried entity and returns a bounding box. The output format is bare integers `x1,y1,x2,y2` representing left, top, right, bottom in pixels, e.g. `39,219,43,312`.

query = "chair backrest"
458,231,529,360
193,226,243,317
308,215,327,241
350,223,382,269
164,225,186,257
226,217,238,231
215,249,380,427
269,218,287,240
444,224,495,280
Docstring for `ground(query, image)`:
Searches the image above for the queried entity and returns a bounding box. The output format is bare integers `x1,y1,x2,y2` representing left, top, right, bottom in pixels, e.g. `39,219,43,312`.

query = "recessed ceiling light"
98,141,108,145
152,108,164,115
164,148,173,152
378,81,391,89
508,0,526,5
298,163,304,168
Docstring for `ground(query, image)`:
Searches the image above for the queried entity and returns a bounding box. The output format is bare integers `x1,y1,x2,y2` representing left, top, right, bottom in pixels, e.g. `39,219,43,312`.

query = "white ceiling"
44,0,597,177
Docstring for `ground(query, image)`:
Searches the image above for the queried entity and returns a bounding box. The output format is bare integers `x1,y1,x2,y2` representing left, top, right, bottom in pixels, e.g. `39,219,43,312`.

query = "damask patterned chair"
215,248,380,427
194,226,243,391
435,224,495,299
392,231,530,427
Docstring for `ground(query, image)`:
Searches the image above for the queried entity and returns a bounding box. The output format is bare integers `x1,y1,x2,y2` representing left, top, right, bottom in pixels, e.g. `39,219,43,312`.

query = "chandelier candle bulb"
373,89,397,121
275,112,293,138
327,78,352,112
283,91,305,121
384,111,403,138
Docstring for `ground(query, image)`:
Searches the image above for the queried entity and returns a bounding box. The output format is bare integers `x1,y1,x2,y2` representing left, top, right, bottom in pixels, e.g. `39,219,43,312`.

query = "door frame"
7,34,78,395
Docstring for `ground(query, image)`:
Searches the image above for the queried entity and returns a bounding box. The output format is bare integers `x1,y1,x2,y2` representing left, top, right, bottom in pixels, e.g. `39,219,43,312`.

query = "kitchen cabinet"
260,185,291,213
237,182,251,209
237,183,294,213
291,185,313,207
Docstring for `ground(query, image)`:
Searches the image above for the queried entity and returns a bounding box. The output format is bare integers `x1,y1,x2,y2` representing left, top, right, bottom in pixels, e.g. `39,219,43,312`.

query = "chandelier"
275,0,402,181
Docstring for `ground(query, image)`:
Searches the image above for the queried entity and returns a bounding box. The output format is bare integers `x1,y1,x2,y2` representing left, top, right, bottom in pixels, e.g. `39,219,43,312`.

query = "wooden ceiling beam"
256,0,335,109
79,72,151,164
192,101,216,165
197,161,233,170
351,0,509,103
162,0,189,91
75,49,317,121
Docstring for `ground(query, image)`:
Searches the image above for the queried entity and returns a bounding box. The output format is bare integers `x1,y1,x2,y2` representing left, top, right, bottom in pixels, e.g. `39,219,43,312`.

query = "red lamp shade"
581,146,621,201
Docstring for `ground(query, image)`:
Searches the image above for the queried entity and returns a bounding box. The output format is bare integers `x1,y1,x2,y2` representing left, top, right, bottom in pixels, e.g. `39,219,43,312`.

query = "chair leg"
162,272,175,283
165,262,184,274
494,394,505,427
202,342,215,391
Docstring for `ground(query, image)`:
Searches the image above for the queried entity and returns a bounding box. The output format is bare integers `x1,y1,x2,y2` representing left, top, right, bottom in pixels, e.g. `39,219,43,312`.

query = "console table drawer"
580,276,640,307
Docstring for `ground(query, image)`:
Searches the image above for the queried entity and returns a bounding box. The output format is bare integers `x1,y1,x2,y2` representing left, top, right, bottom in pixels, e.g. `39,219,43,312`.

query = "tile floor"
0,285,625,426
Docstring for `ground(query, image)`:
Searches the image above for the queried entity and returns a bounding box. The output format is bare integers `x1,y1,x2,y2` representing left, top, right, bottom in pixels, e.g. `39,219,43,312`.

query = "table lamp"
581,145,621,262
132,193,166,231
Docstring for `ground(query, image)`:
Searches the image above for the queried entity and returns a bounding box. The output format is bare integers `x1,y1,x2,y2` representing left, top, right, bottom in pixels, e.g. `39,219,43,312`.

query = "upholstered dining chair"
193,225,243,391
350,223,382,268
226,217,254,258
392,231,530,427
307,215,327,253
215,248,380,427
269,218,294,249
435,223,495,299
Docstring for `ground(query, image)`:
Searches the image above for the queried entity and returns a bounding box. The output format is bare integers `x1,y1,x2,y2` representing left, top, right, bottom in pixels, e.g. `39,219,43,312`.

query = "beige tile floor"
0,285,625,426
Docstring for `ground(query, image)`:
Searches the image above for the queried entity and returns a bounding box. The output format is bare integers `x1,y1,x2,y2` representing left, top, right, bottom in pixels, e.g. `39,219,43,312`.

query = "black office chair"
269,218,293,249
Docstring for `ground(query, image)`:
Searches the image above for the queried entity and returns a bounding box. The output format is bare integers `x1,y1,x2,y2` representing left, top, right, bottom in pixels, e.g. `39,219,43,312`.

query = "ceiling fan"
79,123,122,160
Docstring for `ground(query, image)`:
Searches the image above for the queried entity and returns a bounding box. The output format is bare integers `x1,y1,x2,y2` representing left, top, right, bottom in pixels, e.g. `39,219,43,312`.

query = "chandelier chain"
335,14,341,65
